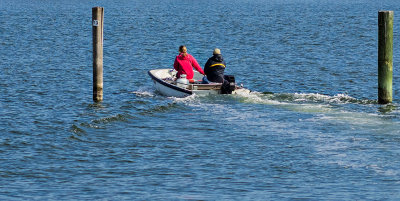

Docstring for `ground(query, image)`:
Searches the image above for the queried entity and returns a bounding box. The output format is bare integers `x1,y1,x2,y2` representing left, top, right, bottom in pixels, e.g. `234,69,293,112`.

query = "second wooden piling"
92,7,104,102
378,11,393,104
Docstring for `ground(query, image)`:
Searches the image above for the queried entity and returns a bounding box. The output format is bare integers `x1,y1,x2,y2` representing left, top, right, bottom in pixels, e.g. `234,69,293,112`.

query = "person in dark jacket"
204,48,234,94
204,48,226,83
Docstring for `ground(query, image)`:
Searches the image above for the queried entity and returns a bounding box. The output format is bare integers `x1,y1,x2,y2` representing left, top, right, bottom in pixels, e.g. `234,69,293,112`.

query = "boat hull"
148,69,249,97
148,69,192,97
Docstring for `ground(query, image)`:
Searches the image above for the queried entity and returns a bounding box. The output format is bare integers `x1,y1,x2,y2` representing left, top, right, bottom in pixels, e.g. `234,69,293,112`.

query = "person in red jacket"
173,45,205,81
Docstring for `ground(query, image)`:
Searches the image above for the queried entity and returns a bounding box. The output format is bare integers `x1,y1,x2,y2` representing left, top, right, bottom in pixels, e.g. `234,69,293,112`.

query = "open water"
1,0,400,200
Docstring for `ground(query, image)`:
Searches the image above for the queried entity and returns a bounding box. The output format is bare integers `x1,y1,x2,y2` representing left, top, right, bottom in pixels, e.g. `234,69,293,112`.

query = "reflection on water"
378,104,397,114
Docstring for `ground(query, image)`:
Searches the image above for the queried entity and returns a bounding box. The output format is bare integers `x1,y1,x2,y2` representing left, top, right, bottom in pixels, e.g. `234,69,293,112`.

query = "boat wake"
235,91,397,114
133,85,398,119
233,91,400,127
131,86,156,97
236,91,376,105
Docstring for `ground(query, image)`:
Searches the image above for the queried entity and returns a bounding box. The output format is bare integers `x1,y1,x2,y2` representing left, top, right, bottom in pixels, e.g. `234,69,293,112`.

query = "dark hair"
179,45,186,53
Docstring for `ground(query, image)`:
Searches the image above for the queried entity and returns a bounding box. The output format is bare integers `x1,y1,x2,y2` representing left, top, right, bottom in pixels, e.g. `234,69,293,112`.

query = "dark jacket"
204,54,226,83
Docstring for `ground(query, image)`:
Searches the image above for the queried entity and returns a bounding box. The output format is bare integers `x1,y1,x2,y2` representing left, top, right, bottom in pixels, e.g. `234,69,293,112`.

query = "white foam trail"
170,94,197,103
132,87,155,97
149,89,396,128
236,91,288,105
232,91,396,127
292,93,357,103
235,91,336,114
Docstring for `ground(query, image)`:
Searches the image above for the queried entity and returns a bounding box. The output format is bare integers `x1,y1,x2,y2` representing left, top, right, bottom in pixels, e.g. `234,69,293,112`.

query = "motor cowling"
221,75,235,94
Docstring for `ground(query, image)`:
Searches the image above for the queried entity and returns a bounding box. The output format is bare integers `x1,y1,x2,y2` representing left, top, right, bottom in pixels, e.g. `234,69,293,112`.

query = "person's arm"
190,56,205,75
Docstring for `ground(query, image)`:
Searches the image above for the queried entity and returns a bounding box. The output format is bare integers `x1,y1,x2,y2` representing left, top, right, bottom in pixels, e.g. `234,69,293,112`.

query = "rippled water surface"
1,0,400,200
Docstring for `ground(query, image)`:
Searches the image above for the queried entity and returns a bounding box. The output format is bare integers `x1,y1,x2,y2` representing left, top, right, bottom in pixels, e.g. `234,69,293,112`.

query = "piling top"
92,7,104,14
378,11,394,17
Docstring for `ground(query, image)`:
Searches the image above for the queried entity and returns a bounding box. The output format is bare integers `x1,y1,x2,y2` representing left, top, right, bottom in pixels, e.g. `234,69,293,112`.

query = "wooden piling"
92,7,104,102
378,11,393,104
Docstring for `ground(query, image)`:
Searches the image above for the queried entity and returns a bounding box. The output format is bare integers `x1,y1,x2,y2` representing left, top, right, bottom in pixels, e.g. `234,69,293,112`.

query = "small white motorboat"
148,69,250,97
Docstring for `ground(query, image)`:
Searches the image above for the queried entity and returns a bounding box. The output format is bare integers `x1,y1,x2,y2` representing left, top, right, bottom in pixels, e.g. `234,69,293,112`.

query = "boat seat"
188,83,222,90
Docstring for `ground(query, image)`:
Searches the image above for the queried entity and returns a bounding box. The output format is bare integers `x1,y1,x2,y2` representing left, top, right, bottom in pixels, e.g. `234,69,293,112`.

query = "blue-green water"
1,0,400,200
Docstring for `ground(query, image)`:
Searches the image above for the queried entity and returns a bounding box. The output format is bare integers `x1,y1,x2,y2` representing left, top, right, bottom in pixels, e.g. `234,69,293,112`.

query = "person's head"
179,45,187,56
213,48,221,55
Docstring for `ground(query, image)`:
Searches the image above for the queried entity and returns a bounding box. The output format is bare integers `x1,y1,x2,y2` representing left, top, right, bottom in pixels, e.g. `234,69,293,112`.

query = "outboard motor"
221,75,235,94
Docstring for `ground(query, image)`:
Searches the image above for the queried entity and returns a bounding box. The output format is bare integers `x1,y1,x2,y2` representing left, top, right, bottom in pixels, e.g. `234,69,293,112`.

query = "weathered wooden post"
92,7,104,102
378,11,393,104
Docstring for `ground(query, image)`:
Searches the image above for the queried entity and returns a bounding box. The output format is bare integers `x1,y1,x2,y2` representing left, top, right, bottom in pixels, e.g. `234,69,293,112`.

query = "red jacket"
173,53,204,80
